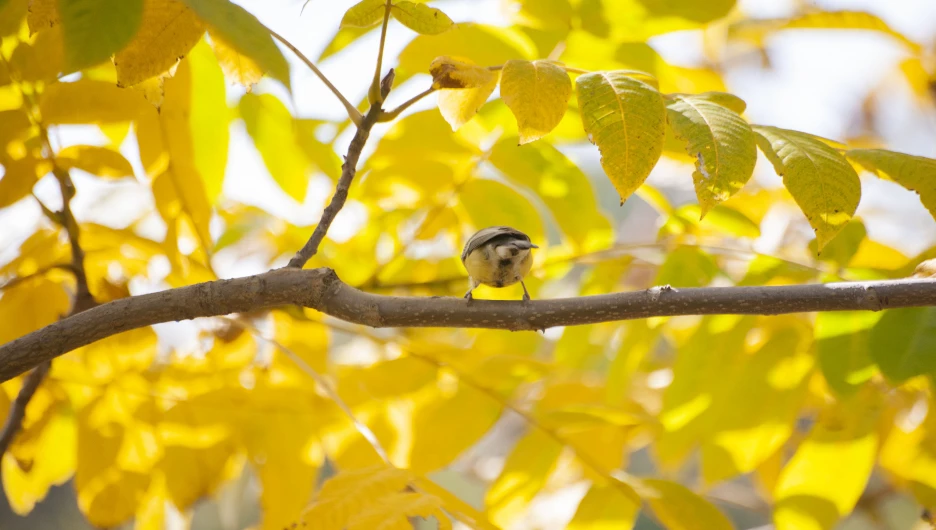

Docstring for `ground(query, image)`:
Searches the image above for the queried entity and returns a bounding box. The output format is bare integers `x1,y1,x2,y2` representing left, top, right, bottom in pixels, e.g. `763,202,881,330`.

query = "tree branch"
368,0,393,106
378,87,436,122
285,96,385,268
2,267,935,382
0,361,50,456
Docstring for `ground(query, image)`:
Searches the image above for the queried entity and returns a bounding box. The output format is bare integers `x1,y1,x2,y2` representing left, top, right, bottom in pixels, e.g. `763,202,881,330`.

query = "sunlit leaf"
846,148,936,222
666,93,757,216
40,79,149,124
774,394,880,530
567,482,640,529
391,1,453,35
340,0,384,29
644,478,734,530
114,0,204,87
577,71,666,203
181,0,290,88
485,429,561,527
299,465,412,529
500,59,571,144
239,92,311,201
752,125,860,250
57,145,134,179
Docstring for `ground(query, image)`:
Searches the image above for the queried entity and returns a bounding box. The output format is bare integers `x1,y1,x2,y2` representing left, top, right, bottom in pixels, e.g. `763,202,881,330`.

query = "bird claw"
522,293,531,302
464,292,474,303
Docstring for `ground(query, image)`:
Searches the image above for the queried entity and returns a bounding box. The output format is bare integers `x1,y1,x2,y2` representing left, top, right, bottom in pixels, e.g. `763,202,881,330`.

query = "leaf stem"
378,87,436,122
267,27,363,126
369,0,394,105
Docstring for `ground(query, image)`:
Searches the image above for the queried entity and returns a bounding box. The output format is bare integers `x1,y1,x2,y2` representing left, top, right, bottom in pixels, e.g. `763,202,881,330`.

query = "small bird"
461,226,538,301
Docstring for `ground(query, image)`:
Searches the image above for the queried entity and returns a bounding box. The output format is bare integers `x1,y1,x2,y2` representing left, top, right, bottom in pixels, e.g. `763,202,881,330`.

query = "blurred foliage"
1,0,936,529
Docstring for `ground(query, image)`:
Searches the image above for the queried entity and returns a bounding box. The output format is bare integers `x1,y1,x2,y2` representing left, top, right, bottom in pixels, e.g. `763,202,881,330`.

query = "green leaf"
655,246,718,288
816,311,881,396
238,93,310,202
59,0,144,71
752,125,860,250
339,0,384,29
644,479,734,530
500,60,572,144
870,307,936,383
576,71,666,203
807,219,866,267
391,1,453,35
846,148,936,222
181,0,290,89
666,94,757,215
636,0,735,23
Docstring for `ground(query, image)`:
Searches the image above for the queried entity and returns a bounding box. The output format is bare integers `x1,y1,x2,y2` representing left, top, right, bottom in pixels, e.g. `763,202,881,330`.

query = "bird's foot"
464,292,474,303
522,293,531,302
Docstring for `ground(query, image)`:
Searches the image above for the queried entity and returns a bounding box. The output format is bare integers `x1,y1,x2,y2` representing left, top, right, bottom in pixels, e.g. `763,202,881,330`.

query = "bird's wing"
461,226,531,262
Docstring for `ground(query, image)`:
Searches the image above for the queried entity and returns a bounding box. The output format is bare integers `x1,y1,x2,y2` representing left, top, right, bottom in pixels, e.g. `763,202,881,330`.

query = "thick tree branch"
2,267,935,382
286,96,385,268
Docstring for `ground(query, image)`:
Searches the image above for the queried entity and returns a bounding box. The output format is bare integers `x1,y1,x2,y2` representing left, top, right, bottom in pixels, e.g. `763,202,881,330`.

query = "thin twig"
267,27,363,126
286,90,387,268
368,0,394,106
378,87,436,122
1,264,77,292
0,361,50,456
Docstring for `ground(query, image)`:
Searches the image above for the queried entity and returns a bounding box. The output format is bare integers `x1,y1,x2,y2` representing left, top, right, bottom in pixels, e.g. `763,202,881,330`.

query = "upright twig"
286,100,384,268
368,0,394,106
266,27,363,126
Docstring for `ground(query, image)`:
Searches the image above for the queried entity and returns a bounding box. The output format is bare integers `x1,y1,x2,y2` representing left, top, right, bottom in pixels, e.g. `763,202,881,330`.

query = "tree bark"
1,267,934,382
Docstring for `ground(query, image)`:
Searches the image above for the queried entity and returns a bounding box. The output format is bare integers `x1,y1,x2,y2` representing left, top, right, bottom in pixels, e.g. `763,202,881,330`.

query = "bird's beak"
530,243,539,249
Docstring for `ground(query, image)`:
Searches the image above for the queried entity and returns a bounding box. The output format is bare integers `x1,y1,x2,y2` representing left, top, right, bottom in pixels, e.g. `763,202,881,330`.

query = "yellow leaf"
666,93,757,216
567,482,640,530
485,429,561,527
730,10,922,54
752,125,860,250
413,477,500,530
56,145,134,178
500,59,571,144
1,392,76,515
40,79,149,124
408,382,501,473
181,0,290,88
846,148,936,222
577,71,666,203
272,310,328,373
348,491,452,530
317,25,375,61
130,76,166,108
188,38,228,203
114,0,204,87
154,57,214,250
0,156,42,208
430,55,497,89
700,328,813,483
75,396,156,528
9,27,64,82
437,71,499,130
0,277,71,344
773,395,880,530
391,1,453,35
644,478,734,530
239,92,310,201
300,465,412,529
340,0,384,29
209,30,264,91
27,0,58,34
899,58,933,103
